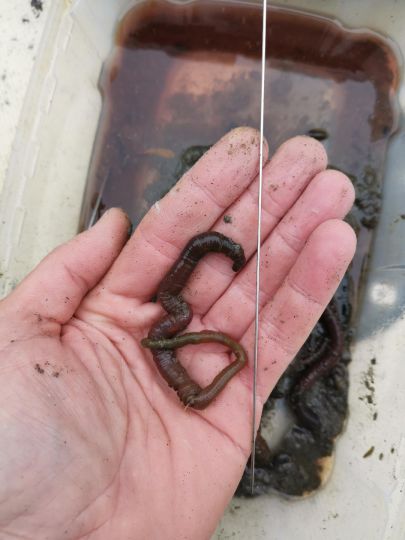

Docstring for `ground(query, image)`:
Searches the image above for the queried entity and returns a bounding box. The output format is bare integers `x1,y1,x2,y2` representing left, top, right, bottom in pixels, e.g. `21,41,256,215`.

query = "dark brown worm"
291,302,343,400
142,232,246,409
306,128,329,141
255,302,344,465
142,331,247,408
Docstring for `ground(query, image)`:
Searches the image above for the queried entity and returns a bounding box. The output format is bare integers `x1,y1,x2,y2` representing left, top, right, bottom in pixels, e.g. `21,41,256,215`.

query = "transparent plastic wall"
0,1,404,539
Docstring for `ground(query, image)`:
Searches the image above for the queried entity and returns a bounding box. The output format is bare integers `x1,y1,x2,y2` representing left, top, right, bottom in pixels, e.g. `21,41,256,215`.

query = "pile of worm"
237,283,351,497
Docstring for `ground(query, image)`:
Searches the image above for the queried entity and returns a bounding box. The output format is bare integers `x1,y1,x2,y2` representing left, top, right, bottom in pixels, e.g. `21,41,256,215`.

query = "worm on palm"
141,231,247,409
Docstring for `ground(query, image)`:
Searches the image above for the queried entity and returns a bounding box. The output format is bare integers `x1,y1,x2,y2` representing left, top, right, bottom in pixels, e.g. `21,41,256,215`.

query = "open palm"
0,128,356,540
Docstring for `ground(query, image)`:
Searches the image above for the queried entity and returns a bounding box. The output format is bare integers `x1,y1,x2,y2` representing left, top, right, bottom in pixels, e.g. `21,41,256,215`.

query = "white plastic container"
1,1,405,538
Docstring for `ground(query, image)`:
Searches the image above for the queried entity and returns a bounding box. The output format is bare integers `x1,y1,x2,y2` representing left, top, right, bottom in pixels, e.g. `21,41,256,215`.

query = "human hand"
0,128,356,540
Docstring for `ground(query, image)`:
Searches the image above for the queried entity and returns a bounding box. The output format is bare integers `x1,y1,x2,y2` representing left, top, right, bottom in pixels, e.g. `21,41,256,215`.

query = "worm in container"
141,231,247,409
290,302,343,400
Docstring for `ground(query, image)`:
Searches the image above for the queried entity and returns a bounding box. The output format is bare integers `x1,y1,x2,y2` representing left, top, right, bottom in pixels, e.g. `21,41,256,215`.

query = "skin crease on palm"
0,128,356,540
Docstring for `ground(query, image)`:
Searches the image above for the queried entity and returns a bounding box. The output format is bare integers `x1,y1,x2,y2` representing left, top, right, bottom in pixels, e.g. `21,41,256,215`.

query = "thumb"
0,209,130,339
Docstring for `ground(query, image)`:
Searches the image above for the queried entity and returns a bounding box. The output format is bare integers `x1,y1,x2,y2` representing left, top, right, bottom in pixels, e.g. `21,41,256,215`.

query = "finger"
97,127,267,300
204,169,355,336
164,219,354,432
239,219,356,401
176,136,328,314
0,209,130,338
